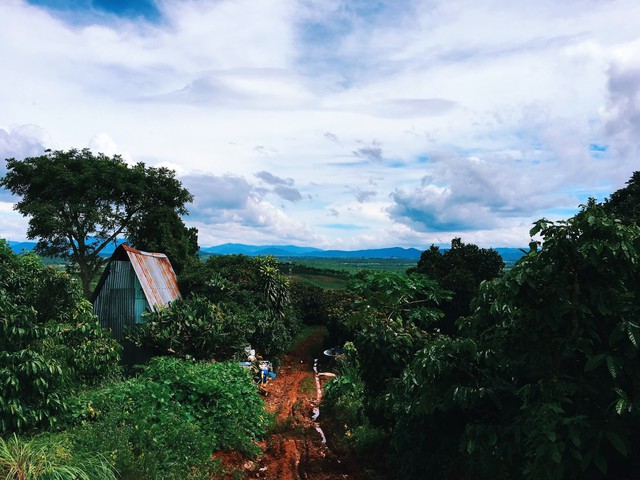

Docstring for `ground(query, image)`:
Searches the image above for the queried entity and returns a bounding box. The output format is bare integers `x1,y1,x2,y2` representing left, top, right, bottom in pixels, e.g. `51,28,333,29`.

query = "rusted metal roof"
118,244,182,310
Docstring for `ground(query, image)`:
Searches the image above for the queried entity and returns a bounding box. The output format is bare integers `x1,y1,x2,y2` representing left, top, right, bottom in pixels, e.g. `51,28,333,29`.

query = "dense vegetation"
408,237,504,334
0,241,275,479
129,254,301,362
0,240,121,434
322,187,640,479
3,151,640,479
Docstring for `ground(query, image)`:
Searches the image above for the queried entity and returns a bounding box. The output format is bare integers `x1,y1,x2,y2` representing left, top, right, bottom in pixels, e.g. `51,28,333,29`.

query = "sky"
1,0,639,250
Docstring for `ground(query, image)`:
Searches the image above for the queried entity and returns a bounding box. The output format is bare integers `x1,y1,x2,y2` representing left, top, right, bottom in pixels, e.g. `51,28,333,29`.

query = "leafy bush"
290,283,345,326
388,205,640,479
345,271,449,399
128,295,252,360
0,240,120,434
323,342,366,429
68,357,268,479
177,254,301,361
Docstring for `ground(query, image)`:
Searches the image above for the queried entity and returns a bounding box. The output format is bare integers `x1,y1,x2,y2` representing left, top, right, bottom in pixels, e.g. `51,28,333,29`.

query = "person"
259,367,269,384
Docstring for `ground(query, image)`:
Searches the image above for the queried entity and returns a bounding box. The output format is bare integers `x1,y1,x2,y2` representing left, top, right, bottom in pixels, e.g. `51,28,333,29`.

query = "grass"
289,273,348,290
0,434,117,480
298,376,316,396
284,257,416,274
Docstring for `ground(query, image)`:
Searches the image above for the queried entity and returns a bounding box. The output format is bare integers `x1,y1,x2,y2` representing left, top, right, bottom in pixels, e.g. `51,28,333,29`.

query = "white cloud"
602,39,640,176
1,0,639,247
0,125,50,164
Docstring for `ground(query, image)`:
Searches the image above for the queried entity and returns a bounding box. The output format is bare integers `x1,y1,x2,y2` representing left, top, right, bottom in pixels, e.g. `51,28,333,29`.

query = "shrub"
128,295,252,360
177,254,301,361
0,241,120,434
68,357,268,479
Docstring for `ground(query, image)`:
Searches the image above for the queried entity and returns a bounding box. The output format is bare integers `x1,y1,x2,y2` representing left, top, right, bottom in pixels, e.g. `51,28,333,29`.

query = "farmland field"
281,257,417,273
279,257,419,290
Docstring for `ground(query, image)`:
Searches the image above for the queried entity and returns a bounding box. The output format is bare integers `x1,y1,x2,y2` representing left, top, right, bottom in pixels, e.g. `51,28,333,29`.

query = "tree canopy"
126,206,199,275
1,148,193,297
603,170,640,225
409,238,504,333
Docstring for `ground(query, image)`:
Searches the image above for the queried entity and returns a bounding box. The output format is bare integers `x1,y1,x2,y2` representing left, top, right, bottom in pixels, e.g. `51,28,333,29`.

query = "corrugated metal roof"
119,245,182,310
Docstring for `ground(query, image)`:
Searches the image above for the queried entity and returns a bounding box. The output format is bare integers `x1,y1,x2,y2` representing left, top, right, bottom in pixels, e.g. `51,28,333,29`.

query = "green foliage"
178,254,301,360
0,433,116,480
128,295,251,360
345,271,449,398
127,206,199,275
68,357,267,479
323,342,367,429
323,342,389,474
603,170,640,224
322,270,449,450
322,195,640,479
0,240,120,435
410,238,504,333
389,204,640,479
1,148,193,297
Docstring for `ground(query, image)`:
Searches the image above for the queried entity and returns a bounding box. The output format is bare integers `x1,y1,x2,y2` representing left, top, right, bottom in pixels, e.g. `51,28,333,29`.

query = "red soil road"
217,326,364,480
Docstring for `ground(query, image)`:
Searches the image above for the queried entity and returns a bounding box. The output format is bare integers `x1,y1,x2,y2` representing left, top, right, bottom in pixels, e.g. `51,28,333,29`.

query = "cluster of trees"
130,254,302,362
0,149,295,478
4,148,640,479
322,173,640,479
1,149,198,297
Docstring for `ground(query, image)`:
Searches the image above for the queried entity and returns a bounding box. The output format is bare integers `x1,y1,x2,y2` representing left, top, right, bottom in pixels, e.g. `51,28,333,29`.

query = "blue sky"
1,0,639,249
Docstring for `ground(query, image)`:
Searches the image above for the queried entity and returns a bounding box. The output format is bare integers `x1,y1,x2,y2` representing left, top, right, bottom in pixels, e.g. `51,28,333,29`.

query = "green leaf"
606,355,619,379
627,322,640,348
584,354,605,372
606,431,628,456
615,398,628,415
594,453,608,474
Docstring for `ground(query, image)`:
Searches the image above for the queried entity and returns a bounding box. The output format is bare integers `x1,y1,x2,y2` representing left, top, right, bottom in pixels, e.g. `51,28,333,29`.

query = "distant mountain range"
197,243,528,263
6,240,526,263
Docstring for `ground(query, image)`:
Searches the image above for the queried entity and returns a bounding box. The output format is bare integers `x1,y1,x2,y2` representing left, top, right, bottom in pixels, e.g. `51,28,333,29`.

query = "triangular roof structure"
92,244,181,309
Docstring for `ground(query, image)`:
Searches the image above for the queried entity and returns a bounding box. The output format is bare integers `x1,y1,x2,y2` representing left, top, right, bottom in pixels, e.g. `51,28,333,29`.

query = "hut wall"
93,260,145,341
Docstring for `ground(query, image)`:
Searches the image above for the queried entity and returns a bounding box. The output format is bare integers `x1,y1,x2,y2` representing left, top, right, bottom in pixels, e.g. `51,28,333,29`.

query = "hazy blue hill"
7,241,38,253
200,243,262,255
7,238,126,256
200,244,422,259
494,247,527,265
5,240,526,264
201,244,526,263
201,243,323,256
313,247,423,259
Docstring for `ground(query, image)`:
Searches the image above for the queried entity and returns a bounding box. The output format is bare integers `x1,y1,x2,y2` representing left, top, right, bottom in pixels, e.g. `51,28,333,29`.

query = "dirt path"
228,326,362,480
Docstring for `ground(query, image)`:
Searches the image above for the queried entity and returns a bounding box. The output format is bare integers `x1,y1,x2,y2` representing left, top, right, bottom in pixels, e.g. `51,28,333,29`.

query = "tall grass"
0,433,116,480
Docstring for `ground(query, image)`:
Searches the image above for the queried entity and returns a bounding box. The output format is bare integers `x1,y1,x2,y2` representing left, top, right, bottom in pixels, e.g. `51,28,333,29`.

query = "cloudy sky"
1,0,639,249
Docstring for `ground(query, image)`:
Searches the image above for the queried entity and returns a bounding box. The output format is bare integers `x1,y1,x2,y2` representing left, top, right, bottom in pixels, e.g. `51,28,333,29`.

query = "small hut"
91,244,182,342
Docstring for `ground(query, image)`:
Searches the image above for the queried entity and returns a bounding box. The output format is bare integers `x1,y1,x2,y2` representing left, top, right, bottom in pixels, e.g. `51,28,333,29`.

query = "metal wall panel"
93,260,136,341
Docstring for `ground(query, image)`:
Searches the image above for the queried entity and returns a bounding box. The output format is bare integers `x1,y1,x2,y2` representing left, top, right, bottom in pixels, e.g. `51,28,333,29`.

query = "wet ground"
215,326,364,480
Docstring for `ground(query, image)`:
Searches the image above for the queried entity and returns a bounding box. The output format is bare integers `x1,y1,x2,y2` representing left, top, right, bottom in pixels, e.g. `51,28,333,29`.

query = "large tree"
1,148,193,297
126,206,199,275
409,238,504,333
